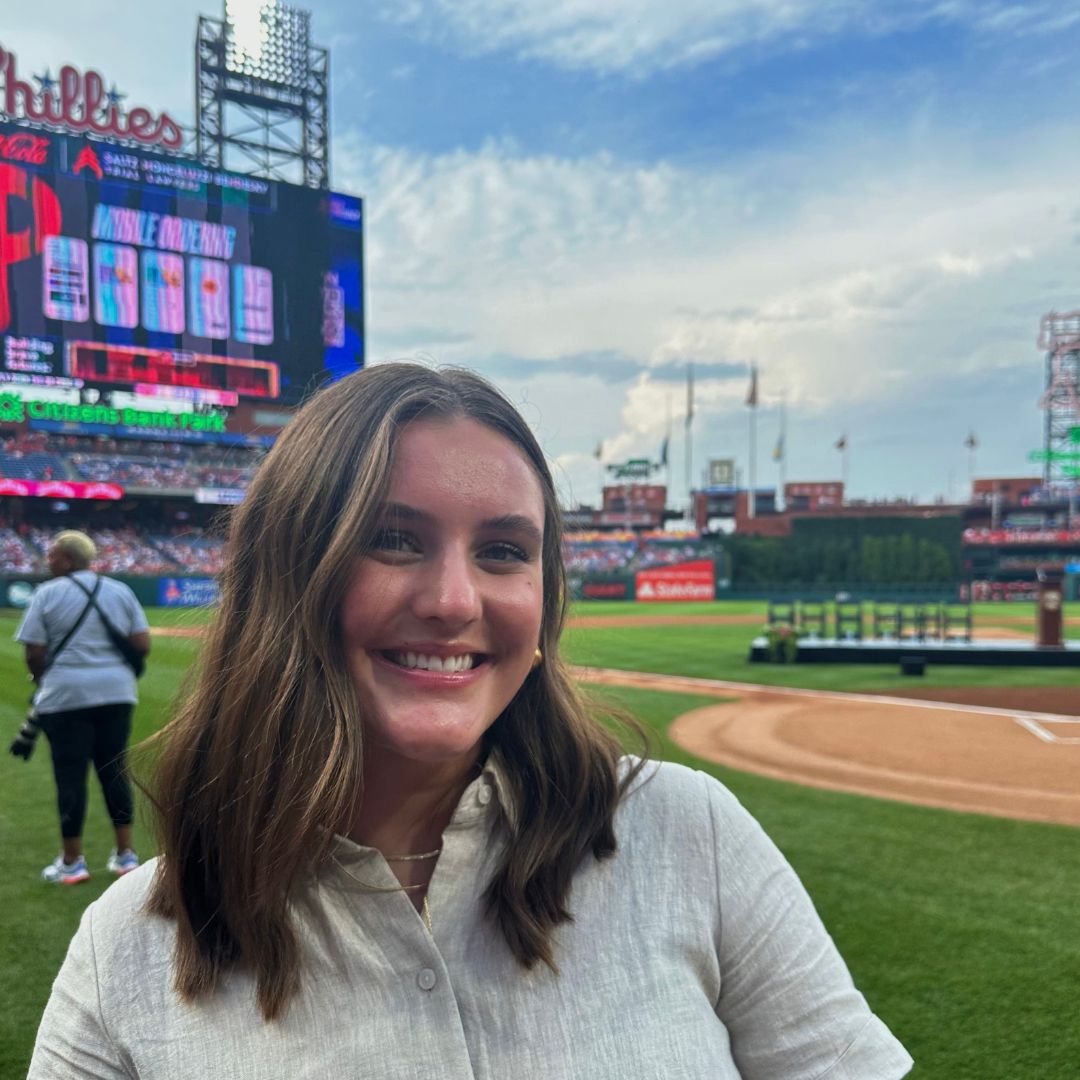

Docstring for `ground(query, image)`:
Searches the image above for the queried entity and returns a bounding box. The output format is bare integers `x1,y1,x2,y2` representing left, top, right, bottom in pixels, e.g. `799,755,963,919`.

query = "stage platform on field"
749,636,1080,667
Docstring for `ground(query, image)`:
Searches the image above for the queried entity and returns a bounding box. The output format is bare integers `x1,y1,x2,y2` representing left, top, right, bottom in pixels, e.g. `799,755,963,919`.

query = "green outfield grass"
565,599,1080,693
0,601,1077,1077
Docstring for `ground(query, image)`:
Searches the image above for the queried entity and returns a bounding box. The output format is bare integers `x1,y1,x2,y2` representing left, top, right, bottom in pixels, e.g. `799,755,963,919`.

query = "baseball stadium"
1,5,1078,1080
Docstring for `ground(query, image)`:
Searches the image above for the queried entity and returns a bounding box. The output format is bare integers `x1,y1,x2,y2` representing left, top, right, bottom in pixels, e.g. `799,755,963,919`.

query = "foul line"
572,665,1080,745
1013,716,1080,745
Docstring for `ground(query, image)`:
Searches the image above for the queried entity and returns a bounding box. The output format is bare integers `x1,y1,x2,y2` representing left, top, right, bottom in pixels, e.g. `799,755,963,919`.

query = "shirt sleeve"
705,775,913,1080
15,589,48,647
121,586,150,635
28,903,133,1079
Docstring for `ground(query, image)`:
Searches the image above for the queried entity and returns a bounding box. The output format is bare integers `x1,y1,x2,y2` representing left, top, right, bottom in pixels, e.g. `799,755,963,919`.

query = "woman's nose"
411,548,482,627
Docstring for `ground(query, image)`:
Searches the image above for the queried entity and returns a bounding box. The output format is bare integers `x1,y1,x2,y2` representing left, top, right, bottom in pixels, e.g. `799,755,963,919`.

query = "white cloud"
336,116,1080,503
379,0,1073,77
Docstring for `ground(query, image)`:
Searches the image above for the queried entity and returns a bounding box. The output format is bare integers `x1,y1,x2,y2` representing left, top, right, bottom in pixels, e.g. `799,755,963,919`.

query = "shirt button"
477,785,492,806
417,968,437,991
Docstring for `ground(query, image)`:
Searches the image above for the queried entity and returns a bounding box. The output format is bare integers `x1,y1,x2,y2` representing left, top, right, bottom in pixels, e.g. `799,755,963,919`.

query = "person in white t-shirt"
11,530,150,885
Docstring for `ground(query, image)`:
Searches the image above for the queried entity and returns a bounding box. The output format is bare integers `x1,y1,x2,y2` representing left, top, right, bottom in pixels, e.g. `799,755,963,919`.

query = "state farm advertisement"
635,560,716,602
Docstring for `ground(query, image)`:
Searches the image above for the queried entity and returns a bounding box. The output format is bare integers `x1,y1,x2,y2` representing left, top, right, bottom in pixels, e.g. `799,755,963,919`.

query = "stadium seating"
150,532,227,575
0,451,69,481
0,527,38,573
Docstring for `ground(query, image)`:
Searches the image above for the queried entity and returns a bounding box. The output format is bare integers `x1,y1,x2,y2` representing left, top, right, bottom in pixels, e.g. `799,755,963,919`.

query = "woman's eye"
372,529,418,553
481,541,530,562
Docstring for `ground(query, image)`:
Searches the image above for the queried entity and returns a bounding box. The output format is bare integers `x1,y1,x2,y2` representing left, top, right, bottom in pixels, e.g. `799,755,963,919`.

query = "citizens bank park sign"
0,45,183,151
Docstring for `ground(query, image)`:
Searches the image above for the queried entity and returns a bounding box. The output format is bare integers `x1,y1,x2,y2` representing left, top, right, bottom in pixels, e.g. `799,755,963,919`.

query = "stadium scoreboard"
0,119,364,445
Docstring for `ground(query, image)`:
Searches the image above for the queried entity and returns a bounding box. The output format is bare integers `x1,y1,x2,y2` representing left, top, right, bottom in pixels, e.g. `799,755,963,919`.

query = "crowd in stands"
562,531,716,575
0,527,37,572
3,524,714,578
0,432,262,490
0,521,226,576
24,527,175,575
151,532,227,575
0,432,67,481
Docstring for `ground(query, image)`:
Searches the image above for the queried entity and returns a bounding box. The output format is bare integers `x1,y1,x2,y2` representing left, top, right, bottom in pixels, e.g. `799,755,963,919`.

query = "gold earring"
531,648,543,669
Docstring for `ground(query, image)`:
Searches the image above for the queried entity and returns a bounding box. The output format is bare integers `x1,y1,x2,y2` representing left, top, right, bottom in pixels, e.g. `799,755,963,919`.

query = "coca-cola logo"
0,132,49,164
0,45,183,151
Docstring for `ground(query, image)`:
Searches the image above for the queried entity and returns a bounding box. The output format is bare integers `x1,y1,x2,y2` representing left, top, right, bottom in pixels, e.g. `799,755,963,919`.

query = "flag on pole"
594,440,603,460
685,364,694,428
772,433,784,462
658,436,669,468
964,431,978,450
835,434,847,451
746,364,758,407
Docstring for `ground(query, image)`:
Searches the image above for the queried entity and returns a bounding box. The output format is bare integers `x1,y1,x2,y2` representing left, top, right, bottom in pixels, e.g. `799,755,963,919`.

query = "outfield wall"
2,573,962,608
1,575,219,608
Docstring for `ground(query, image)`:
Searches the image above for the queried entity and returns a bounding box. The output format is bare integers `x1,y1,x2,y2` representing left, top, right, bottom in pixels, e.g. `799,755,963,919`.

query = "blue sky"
4,0,1080,507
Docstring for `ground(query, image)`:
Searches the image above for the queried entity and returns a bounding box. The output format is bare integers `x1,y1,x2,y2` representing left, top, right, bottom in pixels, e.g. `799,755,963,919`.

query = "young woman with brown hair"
29,364,911,1078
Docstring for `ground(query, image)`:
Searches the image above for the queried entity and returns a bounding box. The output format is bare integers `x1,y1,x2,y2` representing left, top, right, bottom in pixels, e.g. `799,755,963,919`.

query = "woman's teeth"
389,652,476,673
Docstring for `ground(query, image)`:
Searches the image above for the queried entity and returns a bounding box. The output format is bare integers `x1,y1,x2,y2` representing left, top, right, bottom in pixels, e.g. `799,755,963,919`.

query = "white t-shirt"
29,760,913,1079
15,570,149,713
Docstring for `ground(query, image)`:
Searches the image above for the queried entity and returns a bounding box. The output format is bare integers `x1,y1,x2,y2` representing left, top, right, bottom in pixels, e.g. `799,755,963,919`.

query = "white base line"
1013,715,1080,745
573,666,1080,745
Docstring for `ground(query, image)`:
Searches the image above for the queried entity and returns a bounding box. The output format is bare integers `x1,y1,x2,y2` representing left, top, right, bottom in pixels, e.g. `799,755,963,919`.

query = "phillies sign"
0,45,182,151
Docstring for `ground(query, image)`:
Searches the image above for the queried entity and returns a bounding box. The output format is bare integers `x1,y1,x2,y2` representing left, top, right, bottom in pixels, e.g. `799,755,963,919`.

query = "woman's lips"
372,649,489,684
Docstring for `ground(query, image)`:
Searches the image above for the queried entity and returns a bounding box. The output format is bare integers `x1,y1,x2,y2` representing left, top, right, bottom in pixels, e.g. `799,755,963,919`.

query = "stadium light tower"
1037,312,1080,495
195,0,329,188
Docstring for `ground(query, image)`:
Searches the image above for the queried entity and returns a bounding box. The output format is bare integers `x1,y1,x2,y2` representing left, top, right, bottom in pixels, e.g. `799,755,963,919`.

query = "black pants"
38,703,134,840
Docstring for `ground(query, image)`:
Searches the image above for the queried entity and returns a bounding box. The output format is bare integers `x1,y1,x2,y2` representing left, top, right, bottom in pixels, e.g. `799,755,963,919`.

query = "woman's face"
339,416,546,769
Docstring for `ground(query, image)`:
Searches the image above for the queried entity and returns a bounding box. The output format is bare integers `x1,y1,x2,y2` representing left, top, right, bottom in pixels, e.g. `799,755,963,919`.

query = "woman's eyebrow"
481,514,544,545
382,502,542,544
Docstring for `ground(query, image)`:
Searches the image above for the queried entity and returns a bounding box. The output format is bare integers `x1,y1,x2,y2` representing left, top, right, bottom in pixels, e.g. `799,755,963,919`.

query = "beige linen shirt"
29,760,912,1079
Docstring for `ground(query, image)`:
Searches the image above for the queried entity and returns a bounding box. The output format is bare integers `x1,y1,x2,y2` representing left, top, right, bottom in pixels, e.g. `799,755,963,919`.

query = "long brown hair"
145,362,647,1019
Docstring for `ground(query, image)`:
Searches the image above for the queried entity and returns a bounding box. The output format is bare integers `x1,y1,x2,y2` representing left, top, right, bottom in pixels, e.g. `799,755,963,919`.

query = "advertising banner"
194,487,246,505
0,477,122,499
635,559,716,602
963,528,1080,545
158,576,220,607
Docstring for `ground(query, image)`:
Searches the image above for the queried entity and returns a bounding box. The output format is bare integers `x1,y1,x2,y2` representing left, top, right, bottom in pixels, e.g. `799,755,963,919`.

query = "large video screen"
0,121,363,441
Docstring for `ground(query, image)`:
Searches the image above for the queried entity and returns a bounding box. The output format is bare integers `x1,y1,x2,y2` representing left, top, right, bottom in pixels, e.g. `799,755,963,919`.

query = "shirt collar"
325,752,513,875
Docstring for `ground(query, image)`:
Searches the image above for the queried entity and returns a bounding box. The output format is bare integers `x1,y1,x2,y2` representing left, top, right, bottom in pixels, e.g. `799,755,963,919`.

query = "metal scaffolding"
1036,310,1080,493
195,1,329,189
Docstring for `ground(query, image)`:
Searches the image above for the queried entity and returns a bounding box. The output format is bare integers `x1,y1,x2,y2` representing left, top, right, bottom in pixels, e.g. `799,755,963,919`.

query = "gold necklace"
384,847,441,862
331,856,434,933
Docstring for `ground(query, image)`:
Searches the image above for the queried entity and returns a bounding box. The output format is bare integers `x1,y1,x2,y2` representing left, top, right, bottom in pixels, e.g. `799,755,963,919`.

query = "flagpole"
747,363,758,519
666,394,672,505
685,363,694,517
748,406,757,519
842,437,849,502
778,397,786,510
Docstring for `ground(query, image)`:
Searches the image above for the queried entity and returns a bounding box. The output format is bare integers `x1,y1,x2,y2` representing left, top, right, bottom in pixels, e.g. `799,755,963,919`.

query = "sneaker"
106,848,139,876
42,855,90,885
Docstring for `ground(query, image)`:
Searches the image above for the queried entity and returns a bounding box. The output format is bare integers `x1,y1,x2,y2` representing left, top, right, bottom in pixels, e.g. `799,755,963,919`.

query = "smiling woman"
28,364,912,1079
